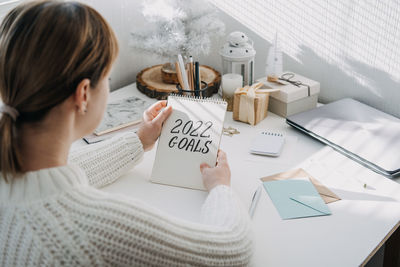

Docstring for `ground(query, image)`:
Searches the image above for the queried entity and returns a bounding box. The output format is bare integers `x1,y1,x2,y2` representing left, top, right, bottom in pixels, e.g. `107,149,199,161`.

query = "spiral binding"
261,131,283,137
169,94,227,106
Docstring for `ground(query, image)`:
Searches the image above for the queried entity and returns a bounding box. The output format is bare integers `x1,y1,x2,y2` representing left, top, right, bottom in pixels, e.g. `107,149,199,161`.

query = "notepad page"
151,95,227,190
250,132,285,156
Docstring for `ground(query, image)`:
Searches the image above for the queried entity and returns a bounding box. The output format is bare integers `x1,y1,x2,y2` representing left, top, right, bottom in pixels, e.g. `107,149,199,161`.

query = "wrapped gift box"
232,83,270,126
257,72,320,117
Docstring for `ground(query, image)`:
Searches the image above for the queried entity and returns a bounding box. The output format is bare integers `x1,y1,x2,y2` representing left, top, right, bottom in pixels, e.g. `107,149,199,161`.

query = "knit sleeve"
68,132,144,188
69,186,253,266
200,185,246,227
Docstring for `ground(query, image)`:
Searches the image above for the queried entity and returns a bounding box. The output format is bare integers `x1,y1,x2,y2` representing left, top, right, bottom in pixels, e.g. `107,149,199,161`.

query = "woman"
0,1,252,266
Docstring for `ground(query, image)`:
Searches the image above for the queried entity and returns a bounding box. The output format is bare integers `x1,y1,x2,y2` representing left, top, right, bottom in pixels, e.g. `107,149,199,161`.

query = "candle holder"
219,31,256,87
221,73,242,111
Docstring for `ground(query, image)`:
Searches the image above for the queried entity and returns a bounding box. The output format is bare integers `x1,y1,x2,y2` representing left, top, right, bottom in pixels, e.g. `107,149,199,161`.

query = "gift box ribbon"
279,72,311,96
236,83,279,125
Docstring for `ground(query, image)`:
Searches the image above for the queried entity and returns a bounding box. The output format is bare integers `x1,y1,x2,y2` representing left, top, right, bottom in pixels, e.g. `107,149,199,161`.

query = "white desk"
74,83,400,267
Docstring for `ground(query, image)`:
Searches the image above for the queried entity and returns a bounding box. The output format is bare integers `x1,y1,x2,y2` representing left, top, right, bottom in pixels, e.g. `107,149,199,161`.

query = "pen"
189,56,194,91
249,185,262,218
195,61,200,96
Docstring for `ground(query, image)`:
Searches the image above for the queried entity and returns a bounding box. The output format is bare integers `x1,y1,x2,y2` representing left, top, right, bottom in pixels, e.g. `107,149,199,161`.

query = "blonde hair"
0,0,119,181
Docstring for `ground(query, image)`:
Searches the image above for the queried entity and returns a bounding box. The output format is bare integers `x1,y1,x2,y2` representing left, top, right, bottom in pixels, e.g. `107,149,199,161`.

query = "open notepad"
151,95,227,190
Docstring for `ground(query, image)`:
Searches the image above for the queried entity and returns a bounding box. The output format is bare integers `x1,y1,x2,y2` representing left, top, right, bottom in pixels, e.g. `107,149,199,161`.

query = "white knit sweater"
0,132,253,266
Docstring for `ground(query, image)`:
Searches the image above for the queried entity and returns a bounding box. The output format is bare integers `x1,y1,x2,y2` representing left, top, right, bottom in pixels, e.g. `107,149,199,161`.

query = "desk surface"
74,83,400,267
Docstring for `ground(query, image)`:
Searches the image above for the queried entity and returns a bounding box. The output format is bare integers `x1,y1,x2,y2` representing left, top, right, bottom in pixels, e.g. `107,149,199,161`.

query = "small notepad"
151,95,227,190
250,131,285,157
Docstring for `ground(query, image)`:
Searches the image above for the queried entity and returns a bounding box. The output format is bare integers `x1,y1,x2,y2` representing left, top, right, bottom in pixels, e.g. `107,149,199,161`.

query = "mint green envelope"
263,180,331,220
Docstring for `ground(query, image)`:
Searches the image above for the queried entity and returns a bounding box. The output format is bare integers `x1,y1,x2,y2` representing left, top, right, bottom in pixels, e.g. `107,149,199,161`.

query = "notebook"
151,95,227,190
250,131,285,157
94,96,151,136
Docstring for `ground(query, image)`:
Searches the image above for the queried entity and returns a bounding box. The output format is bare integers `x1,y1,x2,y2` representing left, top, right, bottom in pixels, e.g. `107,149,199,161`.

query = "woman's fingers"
216,149,227,166
145,100,168,119
153,100,167,111
149,100,167,110
152,105,172,127
200,162,211,173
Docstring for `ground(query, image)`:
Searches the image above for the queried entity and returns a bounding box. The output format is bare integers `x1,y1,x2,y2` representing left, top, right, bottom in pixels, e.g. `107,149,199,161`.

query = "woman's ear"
74,79,91,115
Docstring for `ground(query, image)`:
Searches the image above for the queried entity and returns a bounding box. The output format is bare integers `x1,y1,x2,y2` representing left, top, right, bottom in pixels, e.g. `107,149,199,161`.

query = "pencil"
178,54,190,90
186,62,192,91
175,62,184,92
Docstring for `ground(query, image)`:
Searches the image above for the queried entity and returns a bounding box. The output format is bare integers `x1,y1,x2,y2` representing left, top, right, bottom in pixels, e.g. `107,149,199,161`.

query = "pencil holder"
176,81,208,98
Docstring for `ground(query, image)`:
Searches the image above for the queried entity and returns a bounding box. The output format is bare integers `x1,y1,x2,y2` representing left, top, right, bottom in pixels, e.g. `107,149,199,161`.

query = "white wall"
85,0,400,118
210,0,400,118
79,0,226,91
78,0,159,90
78,0,269,91
0,0,150,90
3,0,397,117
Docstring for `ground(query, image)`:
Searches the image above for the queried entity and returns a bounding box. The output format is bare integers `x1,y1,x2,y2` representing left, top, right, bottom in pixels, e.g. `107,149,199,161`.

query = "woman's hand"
137,100,172,151
200,150,231,191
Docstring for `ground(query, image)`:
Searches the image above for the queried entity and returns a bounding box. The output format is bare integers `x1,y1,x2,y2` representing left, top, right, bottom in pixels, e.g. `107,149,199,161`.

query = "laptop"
286,98,400,178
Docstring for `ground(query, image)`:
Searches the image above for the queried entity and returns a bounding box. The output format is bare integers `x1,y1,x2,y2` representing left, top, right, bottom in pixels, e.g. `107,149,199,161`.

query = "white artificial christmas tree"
130,0,225,62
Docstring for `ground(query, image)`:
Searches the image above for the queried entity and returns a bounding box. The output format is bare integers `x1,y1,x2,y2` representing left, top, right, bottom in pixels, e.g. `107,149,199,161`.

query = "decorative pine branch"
130,0,225,61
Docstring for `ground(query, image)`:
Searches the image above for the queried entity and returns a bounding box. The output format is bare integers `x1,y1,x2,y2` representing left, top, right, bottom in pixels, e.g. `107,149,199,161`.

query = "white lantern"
219,31,256,86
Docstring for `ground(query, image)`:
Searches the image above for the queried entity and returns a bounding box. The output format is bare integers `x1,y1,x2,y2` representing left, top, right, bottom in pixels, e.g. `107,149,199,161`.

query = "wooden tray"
136,64,221,100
